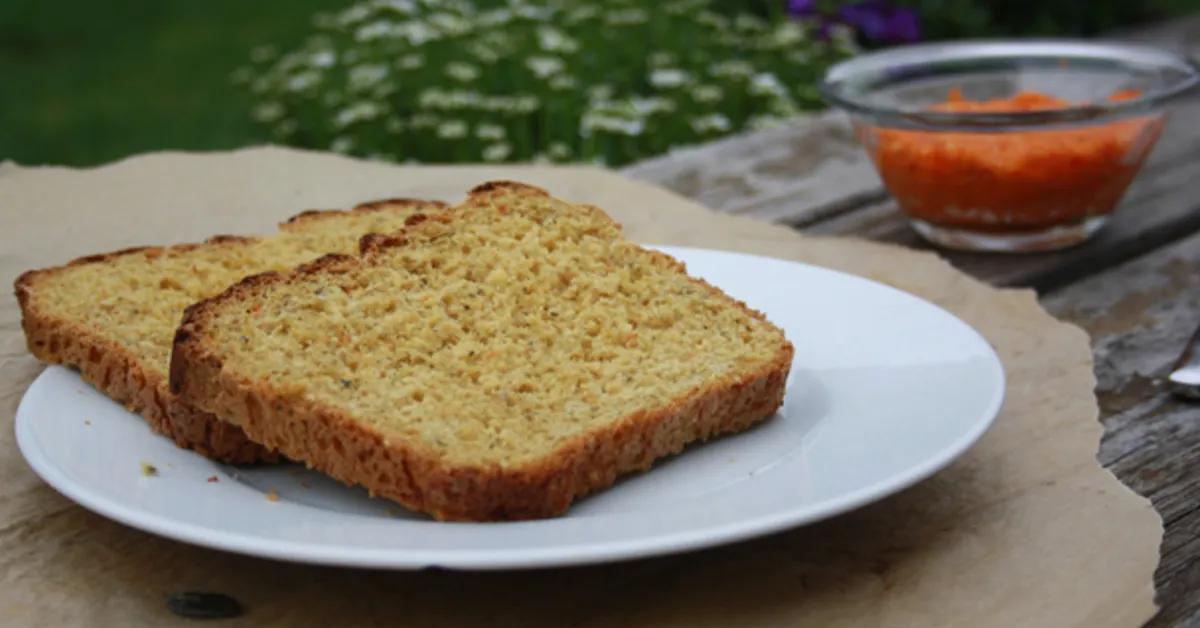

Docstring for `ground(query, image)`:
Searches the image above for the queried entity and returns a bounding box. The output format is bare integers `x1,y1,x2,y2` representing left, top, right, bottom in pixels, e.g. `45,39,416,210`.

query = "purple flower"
788,0,922,44
788,0,818,15
840,1,921,42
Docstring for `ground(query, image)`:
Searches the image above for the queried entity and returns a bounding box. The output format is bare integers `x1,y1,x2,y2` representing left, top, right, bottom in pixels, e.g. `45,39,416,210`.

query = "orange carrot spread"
868,88,1163,231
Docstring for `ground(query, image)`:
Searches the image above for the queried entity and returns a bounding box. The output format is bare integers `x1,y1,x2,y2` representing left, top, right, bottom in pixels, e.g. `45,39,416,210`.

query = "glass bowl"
820,41,1200,252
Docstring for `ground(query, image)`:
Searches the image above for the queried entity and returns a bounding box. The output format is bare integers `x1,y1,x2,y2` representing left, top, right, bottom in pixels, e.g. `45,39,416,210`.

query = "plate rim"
14,245,1006,570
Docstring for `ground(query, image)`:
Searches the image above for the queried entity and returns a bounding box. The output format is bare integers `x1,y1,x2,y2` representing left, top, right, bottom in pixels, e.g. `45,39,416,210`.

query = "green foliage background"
2,0,1197,167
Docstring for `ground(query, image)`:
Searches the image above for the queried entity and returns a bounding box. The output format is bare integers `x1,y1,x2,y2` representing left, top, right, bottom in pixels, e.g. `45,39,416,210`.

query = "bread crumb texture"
180,182,793,519
27,205,435,371
17,199,442,461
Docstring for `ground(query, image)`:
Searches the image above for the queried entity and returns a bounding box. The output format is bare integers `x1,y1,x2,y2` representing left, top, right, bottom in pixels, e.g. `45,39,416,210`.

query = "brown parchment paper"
0,147,1160,627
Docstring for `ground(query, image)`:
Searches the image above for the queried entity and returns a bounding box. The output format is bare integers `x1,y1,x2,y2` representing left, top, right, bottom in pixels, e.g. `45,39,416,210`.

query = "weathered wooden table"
624,15,1200,628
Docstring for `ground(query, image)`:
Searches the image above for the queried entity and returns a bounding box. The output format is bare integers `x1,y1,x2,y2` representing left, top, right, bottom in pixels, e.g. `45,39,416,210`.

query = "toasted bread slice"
171,182,793,519
15,198,445,463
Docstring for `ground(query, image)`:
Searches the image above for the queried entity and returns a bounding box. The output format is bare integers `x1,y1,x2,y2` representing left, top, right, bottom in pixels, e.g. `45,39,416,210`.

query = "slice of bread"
15,198,445,463
171,182,794,520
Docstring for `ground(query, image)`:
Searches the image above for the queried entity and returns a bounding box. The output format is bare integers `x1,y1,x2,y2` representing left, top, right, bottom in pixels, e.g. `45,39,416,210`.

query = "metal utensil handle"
1168,321,1200,399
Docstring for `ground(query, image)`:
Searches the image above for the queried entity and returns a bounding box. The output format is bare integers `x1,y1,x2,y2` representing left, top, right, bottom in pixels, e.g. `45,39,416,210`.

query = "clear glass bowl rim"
819,40,1200,131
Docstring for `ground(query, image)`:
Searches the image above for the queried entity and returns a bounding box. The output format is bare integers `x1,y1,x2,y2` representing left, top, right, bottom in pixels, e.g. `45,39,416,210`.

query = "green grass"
0,1,347,167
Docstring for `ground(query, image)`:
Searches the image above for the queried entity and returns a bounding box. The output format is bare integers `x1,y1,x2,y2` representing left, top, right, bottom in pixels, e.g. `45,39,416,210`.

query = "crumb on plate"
265,489,280,502
206,476,219,483
140,462,158,477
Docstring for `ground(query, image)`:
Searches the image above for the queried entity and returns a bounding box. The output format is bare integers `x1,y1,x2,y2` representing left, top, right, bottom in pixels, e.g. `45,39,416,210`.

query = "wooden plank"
1042,229,1200,627
620,111,884,225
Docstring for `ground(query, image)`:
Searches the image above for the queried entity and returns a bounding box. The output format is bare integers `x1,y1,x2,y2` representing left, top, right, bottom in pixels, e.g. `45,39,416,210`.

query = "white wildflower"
410,113,438,129
664,0,706,15
512,3,553,20
330,136,356,153
445,62,480,82
537,27,579,53
750,72,787,97
709,60,754,79
427,12,471,36
436,120,468,139
648,52,677,68
250,76,272,94
547,142,572,160
477,8,513,27
371,82,397,98
649,69,692,89
581,111,645,137
309,50,336,68
587,85,615,103
337,5,372,27
418,88,483,110
605,8,648,25
276,51,305,72
481,142,512,162
565,5,599,23
630,96,676,116
767,94,801,117
526,56,565,79
335,101,383,128
734,14,767,31
374,0,416,14
549,74,577,91
354,20,395,41
690,85,723,104
695,11,730,30
252,102,285,122
689,113,732,134
787,50,811,65
479,30,515,53
829,23,858,53
767,22,807,47
399,21,441,46
286,71,321,92
476,123,506,140
469,42,500,64
348,64,389,91
385,117,406,133
482,94,539,114
397,54,424,70
357,20,440,45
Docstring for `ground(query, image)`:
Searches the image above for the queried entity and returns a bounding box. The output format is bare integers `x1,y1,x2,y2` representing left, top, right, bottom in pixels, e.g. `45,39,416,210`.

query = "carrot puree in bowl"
865,88,1164,232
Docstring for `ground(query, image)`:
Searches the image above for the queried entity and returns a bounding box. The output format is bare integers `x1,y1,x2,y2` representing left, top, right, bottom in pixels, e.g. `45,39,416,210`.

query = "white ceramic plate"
15,246,1004,570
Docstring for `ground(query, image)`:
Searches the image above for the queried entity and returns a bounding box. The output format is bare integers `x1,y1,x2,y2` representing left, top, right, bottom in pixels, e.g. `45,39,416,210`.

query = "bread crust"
170,182,794,519
13,198,445,464
281,198,446,230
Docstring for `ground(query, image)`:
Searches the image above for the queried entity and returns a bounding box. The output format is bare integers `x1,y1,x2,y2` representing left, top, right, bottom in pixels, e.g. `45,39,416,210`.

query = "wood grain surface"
623,14,1200,626
1044,234,1200,628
